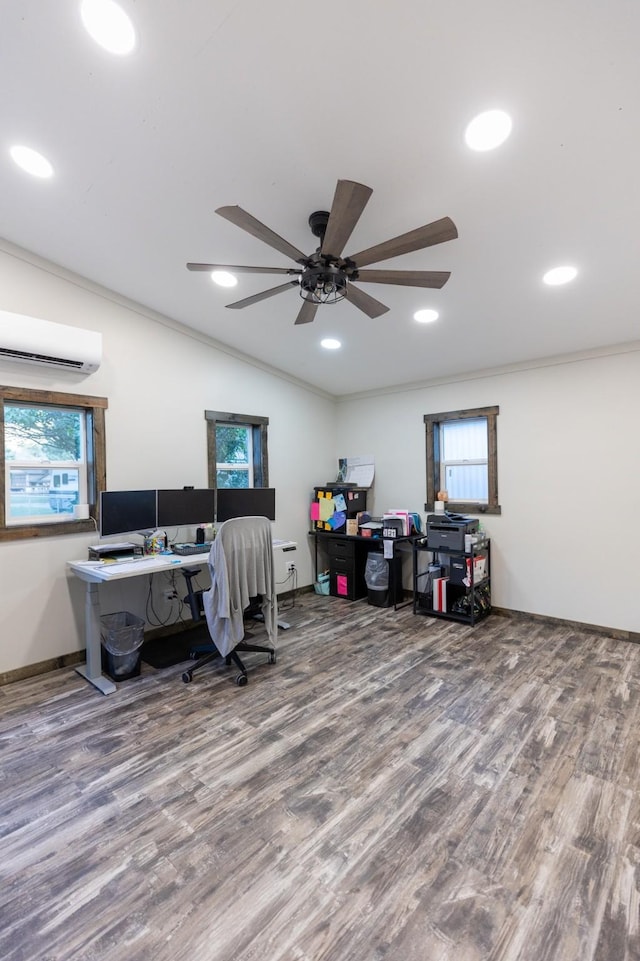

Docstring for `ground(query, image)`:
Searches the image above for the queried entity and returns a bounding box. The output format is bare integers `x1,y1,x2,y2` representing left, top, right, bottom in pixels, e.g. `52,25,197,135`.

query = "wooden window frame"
424,405,501,515
205,410,269,491
0,385,107,542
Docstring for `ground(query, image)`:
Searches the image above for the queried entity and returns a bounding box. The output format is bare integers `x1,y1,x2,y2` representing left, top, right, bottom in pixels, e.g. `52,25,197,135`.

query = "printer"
88,541,142,561
426,513,479,551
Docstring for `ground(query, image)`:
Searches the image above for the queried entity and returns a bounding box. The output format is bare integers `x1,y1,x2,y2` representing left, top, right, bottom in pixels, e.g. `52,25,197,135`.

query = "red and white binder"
433,576,449,612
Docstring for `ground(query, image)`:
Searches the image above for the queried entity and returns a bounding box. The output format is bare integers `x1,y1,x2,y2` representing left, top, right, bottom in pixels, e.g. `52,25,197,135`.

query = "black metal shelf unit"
413,539,491,626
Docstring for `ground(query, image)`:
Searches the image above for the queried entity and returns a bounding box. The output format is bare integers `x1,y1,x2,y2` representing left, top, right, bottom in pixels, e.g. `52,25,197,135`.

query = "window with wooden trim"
424,405,500,515
205,410,269,490
0,385,107,541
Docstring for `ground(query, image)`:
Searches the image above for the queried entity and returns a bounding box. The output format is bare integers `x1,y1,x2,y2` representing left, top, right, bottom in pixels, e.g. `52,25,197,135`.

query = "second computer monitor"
216,487,276,522
157,489,216,527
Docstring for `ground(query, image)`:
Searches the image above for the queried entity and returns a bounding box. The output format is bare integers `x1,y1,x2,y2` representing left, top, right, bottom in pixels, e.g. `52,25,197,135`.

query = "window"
424,405,500,515
216,424,254,488
0,385,107,541
205,410,269,490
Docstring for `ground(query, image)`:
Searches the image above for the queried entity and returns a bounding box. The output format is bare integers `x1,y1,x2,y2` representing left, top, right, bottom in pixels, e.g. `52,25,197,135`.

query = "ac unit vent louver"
0,311,102,373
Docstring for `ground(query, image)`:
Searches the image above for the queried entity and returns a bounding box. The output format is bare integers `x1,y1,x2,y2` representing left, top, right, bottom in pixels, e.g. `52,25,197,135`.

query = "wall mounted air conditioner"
0,310,102,373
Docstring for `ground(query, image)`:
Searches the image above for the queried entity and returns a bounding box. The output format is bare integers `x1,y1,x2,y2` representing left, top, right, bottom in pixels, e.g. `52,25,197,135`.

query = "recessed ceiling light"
80,0,136,55
465,109,512,151
321,338,341,350
211,270,238,288
10,145,54,178
414,309,439,324
543,265,578,286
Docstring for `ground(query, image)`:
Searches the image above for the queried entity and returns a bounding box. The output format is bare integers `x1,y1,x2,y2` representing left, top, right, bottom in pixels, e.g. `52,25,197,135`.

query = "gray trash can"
365,553,404,607
365,552,390,607
100,612,145,681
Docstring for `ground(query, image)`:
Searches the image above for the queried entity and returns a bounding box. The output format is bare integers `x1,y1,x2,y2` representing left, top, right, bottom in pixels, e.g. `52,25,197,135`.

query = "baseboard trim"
0,650,85,687
490,605,639,643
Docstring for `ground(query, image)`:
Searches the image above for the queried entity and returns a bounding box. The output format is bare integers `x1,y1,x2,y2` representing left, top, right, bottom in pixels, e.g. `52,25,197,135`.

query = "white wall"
335,348,640,635
0,243,337,675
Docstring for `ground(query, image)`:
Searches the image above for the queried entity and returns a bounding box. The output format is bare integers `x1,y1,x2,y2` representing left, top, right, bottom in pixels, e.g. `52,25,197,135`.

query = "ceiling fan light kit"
187,179,458,327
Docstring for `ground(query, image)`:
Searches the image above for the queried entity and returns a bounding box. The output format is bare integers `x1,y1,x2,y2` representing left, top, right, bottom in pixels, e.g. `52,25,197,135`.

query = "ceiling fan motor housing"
308,210,330,241
301,262,348,301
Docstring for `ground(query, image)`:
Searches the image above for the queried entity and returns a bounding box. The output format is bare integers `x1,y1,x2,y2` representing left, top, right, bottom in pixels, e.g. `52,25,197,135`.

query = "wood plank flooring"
2,595,640,961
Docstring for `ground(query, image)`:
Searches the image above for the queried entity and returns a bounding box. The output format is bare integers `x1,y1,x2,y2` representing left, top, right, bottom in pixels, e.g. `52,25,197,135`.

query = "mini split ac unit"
0,310,102,374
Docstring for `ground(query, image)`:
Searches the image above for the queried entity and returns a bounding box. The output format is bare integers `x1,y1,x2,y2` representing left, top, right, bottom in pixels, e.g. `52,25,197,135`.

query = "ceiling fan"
187,180,458,326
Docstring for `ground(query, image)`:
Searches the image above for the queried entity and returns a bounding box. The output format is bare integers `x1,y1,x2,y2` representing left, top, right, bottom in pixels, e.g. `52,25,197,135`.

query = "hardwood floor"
2,594,640,961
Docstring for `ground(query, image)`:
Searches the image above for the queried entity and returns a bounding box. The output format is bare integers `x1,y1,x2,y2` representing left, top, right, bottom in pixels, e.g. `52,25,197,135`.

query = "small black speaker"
195,526,205,545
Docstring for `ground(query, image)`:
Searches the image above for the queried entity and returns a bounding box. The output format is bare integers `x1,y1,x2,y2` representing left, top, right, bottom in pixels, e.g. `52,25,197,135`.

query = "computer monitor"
99,489,157,537
157,488,216,527
216,487,276,522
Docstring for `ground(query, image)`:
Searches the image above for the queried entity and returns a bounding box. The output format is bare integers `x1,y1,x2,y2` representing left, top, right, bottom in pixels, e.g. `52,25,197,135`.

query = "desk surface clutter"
69,551,209,581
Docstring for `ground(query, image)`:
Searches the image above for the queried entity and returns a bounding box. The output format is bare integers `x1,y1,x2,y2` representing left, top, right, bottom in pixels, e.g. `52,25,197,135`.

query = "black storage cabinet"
327,535,370,600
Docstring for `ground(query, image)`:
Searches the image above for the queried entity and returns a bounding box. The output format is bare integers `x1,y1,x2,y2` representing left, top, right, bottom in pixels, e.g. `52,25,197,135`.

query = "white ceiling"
2,1,639,397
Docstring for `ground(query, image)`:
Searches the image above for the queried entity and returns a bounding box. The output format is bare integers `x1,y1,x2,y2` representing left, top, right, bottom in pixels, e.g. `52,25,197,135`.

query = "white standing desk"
67,540,296,695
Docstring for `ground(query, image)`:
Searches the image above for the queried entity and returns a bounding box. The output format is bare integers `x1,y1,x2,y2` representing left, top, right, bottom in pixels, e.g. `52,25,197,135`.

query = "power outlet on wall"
163,588,178,600
287,562,296,573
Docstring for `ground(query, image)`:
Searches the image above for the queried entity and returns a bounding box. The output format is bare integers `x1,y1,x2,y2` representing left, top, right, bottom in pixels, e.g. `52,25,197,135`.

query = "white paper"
342,454,375,488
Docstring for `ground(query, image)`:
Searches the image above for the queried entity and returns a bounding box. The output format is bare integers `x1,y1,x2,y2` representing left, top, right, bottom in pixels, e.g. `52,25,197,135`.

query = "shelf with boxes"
413,512,491,625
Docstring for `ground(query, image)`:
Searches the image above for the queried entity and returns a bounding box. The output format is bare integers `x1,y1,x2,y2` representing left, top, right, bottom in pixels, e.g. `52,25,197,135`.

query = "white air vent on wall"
0,310,102,373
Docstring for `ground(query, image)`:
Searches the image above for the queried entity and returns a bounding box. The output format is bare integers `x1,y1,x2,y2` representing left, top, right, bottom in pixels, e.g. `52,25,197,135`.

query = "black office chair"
180,516,277,687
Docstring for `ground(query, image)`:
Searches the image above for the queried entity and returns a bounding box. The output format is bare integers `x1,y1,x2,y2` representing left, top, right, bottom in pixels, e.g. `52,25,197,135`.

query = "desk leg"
392,541,412,611
74,581,116,695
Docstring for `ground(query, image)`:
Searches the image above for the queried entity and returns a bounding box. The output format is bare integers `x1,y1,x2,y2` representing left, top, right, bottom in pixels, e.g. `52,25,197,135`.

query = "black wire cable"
276,567,297,612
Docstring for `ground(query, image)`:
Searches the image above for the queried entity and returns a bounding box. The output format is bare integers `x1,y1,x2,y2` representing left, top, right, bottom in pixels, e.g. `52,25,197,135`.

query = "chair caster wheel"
236,673,248,687
269,651,277,664
182,671,193,683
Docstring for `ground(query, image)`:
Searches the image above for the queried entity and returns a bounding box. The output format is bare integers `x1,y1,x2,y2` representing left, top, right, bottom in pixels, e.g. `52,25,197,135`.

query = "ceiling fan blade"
345,284,389,319
294,299,319,325
321,180,373,258
216,205,307,263
346,216,458,268
187,262,300,275
225,281,299,309
356,268,451,289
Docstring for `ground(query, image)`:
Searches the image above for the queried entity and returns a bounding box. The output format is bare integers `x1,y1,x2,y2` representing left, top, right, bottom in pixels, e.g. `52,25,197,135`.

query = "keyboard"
171,542,213,556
